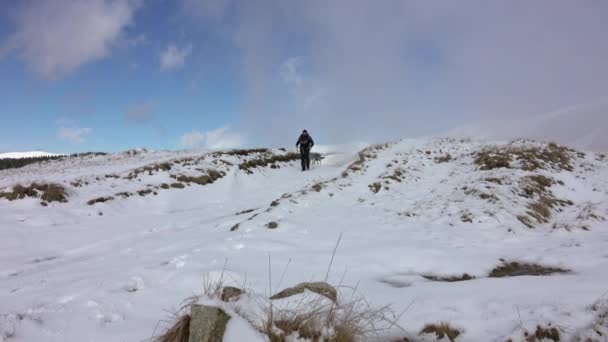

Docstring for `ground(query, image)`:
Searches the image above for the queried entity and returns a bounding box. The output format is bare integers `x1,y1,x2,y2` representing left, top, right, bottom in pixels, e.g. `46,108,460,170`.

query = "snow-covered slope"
1,139,607,341
0,151,61,159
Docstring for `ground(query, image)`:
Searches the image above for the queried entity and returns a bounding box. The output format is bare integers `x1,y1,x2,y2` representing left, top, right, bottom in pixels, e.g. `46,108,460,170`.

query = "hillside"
1,138,607,341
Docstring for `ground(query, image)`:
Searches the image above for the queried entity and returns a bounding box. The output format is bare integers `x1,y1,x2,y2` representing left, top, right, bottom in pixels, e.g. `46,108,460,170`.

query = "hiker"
296,129,314,171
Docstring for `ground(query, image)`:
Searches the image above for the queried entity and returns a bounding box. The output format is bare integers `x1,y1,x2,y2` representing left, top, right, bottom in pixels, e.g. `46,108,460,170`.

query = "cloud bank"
57,126,92,144
192,0,608,149
1,0,141,79
180,126,242,150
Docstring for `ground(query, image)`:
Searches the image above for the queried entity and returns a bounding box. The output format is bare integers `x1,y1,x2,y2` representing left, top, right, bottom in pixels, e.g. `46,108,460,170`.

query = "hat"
303,129,308,133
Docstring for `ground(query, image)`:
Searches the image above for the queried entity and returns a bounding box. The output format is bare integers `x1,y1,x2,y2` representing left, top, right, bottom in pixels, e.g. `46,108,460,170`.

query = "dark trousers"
300,148,310,171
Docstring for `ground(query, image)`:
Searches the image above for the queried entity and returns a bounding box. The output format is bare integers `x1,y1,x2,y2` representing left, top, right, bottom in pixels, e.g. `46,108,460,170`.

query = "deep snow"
1,138,607,341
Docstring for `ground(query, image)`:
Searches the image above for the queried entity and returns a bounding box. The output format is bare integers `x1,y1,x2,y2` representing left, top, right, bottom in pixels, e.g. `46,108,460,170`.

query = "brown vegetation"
475,143,576,171
0,183,68,203
489,261,569,278
524,325,561,342
87,196,114,205
422,273,474,282
420,322,461,341
238,153,300,174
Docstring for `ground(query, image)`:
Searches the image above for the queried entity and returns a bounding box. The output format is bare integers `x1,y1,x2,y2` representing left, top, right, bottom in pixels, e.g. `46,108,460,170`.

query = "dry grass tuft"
311,183,323,192
170,182,185,189
238,153,300,174
489,261,568,278
475,142,576,171
154,313,191,342
0,183,68,203
266,221,279,229
524,325,560,342
516,174,573,227
435,154,452,163
369,182,382,193
172,170,226,186
153,298,198,342
87,196,114,205
261,290,394,342
420,322,461,341
422,273,474,282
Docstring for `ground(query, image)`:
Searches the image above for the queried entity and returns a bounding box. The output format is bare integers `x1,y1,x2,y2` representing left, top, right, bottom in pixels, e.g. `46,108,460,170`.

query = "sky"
1,0,607,153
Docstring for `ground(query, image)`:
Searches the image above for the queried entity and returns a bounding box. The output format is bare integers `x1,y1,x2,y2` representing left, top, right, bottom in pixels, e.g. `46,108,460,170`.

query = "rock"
266,221,279,229
189,305,231,342
270,281,337,302
221,286,244,302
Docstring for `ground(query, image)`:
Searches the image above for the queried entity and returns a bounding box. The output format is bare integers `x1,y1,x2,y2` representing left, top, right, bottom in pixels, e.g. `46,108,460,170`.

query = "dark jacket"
296,133,314,151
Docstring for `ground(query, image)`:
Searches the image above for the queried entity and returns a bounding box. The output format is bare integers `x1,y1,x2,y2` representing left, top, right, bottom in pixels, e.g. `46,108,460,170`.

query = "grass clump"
369,182,382,193
266,221,279,229
311,183,323,192
475,142,576,171
516,174,573,227
238,153,300,174
524,325,560,342
435,154,452,163
420,322,461,341
172,169,226,186
170,182,185,189
87,196,114,205
489,261,569,278
0,183,68,203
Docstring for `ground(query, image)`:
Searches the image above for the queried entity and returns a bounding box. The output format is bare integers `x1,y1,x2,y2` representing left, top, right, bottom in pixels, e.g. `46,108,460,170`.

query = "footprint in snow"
168,255,188,268
123,276,145,293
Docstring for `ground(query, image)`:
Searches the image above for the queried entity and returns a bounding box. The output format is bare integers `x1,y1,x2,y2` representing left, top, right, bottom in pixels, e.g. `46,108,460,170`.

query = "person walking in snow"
296,129,314,171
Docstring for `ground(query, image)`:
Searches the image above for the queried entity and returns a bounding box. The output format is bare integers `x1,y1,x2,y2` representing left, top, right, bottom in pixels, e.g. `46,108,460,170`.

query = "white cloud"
160,43,192,71
57,126,92,144
180,126,242,150
126,102,154,123
279,57,303,86
1,0,142,79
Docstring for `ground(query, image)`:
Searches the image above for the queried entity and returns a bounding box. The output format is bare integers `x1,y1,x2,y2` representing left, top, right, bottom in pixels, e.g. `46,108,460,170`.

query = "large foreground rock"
189,304,231,342
270,281,337,302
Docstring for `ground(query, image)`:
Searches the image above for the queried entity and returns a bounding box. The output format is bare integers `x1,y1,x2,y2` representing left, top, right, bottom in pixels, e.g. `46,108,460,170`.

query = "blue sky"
1,1,608,153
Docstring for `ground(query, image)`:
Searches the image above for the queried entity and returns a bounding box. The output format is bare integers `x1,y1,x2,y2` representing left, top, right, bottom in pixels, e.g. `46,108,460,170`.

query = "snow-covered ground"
1,138,607,341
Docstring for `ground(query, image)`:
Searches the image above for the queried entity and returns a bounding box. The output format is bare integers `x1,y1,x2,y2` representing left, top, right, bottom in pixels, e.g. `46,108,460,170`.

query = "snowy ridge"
0,151,62,159
1,138,607,341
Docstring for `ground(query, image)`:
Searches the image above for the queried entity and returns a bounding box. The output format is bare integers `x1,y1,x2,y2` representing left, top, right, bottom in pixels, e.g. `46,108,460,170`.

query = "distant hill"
0,151,62,159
